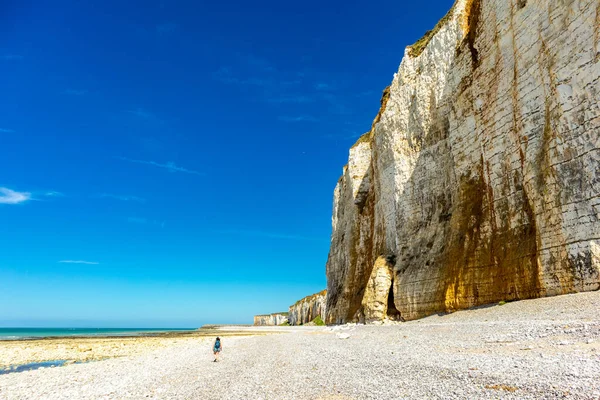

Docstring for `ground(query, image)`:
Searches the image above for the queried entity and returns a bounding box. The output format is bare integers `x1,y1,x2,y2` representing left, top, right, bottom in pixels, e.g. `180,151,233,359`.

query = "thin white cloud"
99,193,146,203
214,64,300,89
128,217,165,228
45,191,64,197
242,53,276,73
243,77,271,86
128,217,147,224
214,67,274,87
278,115,319,122
323,132,362,140
59,260,99,265
268,95,314,104
127,108,155,119
116,157,204,176
2,54,23,61
355,90,376,97
219,229,323,241
156,22,178,35
0,128,15,133
214,66,236,83
65,89,87,96
0,187,31,204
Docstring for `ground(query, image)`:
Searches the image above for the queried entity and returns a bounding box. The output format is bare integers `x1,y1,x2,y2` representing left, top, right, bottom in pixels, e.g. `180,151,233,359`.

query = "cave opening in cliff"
386,282,401,319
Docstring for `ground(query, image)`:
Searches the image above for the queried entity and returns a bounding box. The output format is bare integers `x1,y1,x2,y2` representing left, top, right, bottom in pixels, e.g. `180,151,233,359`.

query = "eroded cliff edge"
326,0,600,323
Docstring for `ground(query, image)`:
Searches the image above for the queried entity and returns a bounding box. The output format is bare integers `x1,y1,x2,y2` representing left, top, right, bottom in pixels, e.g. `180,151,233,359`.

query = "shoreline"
0,326,285,368
0,292,598,399
0,325,270,342
0,330,198,342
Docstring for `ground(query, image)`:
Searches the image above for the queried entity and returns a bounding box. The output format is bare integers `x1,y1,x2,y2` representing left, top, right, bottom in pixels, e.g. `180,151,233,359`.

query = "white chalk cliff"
253,313,288,326
288,290,327,325
326,0,600,323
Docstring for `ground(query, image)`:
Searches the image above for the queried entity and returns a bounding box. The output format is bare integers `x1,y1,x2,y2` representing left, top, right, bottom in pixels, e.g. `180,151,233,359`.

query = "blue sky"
0,0,454,327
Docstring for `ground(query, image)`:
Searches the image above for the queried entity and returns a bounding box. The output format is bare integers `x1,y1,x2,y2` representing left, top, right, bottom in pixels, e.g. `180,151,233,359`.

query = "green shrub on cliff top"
408,0,458,58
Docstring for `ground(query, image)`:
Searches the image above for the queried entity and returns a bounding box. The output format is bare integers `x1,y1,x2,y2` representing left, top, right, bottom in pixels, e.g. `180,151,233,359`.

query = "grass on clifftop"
291,290,327,308
408,0,458,58
255,312,289,317
350,86,391,149
351,132,371,149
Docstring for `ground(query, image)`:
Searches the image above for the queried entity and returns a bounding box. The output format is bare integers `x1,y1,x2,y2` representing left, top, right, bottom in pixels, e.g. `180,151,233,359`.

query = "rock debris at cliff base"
325,0,600,324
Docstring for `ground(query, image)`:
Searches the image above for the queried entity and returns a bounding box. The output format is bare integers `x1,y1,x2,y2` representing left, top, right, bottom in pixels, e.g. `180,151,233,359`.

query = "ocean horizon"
0,328,197,340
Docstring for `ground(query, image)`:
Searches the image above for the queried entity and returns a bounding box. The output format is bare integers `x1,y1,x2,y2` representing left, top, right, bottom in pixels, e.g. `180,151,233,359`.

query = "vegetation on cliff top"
352,132,371,148
291,290,327,308
350,86,391,149
408,0,458,58
255,312,289,317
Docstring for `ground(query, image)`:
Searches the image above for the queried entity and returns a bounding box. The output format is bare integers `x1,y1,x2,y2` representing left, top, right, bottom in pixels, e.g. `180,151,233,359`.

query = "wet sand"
0,327,279,368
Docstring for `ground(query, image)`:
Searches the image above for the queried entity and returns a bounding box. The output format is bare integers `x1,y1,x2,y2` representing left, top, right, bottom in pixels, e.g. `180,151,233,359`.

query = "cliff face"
326,0,600,323
253,313,288,326
288,290,327,325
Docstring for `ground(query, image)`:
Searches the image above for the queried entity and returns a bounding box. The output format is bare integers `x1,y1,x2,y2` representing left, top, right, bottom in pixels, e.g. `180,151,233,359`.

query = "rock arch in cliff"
386,281,401,319
361,256,403,322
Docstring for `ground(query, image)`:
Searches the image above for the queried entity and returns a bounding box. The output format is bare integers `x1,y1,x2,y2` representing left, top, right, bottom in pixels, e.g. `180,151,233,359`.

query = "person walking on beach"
213,337,222,362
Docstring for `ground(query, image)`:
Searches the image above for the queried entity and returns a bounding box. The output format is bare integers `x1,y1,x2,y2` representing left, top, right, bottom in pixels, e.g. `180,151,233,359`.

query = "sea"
0,327,196,340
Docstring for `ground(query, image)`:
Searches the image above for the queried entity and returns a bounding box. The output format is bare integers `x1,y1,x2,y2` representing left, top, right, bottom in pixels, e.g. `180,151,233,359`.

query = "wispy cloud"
268,95,314,104
278,115,319,123
116,157,203,176
355,90,376,97
0,187,31,204
127,217,147,224
323,132,363,140
2,54,23,61
215,67,298,88
127,108,155,119
243,53,276,73
128,217,165,228
315,83,332,91
59,260,99,265
214,66,238,84
0,128,15,133
98,193,146,203
65,89,87,96
321,92,351,115
243,77,272,86
218,229,324,241
156,22,178,35
45,191,64,197
213,55,355,116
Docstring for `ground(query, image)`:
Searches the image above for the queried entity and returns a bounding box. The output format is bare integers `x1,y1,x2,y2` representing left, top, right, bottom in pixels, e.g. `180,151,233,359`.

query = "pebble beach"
1,291,599,399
